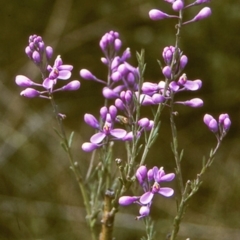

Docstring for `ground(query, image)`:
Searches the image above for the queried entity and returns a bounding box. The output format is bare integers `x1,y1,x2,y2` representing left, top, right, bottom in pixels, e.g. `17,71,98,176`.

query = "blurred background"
0,0,240,239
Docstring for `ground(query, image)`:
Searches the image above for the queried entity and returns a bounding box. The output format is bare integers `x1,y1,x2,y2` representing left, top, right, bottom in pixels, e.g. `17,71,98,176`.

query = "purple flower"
82,108,128,150
43,55,73,89
90,117,126,144
139,167,175,205
169,74,202,92
204,113,231,139
119,166,175,219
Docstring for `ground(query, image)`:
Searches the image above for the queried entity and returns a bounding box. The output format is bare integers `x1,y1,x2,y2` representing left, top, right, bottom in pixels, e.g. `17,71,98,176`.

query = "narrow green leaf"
68,131,75,148
179,149,184,162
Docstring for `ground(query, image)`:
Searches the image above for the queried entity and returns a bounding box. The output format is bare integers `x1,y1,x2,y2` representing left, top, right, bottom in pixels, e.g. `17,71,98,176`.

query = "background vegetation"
0,0,239,239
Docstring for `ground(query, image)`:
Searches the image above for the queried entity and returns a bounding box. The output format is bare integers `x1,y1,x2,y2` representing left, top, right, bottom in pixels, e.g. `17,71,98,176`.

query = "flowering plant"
15,0,231,239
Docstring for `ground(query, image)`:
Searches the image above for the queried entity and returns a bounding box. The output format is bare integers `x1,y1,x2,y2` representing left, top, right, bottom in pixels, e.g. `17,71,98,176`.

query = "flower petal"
43,78,55,89
58,64,73,71
160,173,175,182
169,81,180,92
110,129,127,139
58,70,72,80
90,132,106,144
139,192,154,205
184,80,202,91
158,187,174,197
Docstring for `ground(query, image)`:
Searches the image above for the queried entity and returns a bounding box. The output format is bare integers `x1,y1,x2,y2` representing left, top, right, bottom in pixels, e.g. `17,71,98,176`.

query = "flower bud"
111,71,122,82
121,48,131,61
219,113,231,131
203,114,214,125
82,142,100,152
61,80,81,91
102,87,119,99
124,90,133,103
115,98,125,110
180,55,188,69
138,118,150,128
15,75,34,87
32,51,41,64
172,0,184,12
147,168,154,181
142,82,158,95
196,0,211,4
109,105,117,119
136,165,148,184
223,118,231,131
25,46,32,58
84,114,99,129
114,38,122,52
100,106,108,120
149,9,172,21
193,7,212,21
176,98,203,107
208,119,218,133
162,46,175,65
137,206,150,219
80,69,96,80
45,46,53,60
119,196,139,206
152,93,165,104
20,88,40,98
218,113,229,124
146,120,154,131
203,114,218,133
101,57,108,65
162,66,172,79
183,7,212,25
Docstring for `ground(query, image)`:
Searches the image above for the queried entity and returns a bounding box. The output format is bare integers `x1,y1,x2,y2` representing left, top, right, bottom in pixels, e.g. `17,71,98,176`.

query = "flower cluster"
119,166,175,219
149,0,211,25
203,113,231,140
82,105,154,152
80,31,157,152
141,45,203,108
15,35,80,99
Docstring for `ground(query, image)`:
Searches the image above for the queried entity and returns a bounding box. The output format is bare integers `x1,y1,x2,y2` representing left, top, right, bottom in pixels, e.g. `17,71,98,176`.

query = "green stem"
170,140,222,240
49,95,97,240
